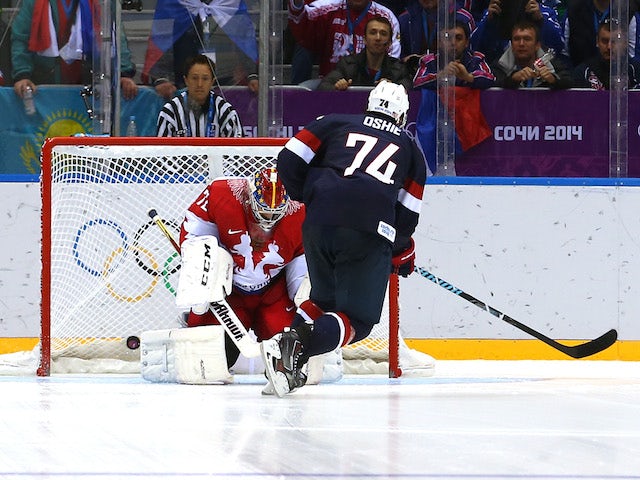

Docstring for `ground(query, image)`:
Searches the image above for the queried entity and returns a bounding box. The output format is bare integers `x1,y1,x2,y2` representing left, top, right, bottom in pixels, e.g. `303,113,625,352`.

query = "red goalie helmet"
249,167,289,230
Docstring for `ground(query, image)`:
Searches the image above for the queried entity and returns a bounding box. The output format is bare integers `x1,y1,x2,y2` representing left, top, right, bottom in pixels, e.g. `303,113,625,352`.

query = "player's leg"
332,228,391,343
262,226,386,396
298,227,390,355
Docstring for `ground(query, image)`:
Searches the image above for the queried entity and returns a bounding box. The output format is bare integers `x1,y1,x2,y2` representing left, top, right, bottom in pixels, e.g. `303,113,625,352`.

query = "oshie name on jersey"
363,116,402,136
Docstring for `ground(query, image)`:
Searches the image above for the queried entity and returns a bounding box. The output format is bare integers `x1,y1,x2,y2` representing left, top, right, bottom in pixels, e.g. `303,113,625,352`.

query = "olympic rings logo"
72,218,182,303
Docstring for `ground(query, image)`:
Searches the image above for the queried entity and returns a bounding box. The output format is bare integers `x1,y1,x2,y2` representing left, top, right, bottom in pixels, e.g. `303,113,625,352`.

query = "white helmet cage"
366,81,410,128
249,167,290,230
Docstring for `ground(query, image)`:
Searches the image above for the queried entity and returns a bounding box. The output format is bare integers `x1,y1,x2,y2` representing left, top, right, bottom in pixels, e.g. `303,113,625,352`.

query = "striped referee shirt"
156,90,243,137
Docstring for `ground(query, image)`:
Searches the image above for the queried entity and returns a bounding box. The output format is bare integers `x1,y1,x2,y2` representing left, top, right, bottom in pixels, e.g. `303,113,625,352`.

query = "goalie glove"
391,238,415,277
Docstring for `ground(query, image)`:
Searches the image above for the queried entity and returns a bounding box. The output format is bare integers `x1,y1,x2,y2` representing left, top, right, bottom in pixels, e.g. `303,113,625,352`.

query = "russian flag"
142,0,258,82
415,87,492,174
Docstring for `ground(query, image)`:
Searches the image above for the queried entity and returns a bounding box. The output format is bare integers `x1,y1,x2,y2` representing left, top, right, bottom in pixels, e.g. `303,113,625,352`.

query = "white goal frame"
40,136,431,378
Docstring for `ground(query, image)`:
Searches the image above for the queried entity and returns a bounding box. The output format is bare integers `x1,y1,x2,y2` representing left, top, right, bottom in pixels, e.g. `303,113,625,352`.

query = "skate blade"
261,382,275,396
260,341,291,398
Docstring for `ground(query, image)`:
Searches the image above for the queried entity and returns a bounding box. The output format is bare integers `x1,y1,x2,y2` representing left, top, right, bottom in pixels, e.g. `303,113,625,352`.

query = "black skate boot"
261,324,311,397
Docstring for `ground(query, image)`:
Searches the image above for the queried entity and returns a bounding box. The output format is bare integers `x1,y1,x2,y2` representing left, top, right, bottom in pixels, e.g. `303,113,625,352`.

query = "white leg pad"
305,348,343,385
140,325,232,384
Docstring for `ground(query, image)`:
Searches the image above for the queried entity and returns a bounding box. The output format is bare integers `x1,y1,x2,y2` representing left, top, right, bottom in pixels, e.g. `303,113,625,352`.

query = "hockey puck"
126,336,140,350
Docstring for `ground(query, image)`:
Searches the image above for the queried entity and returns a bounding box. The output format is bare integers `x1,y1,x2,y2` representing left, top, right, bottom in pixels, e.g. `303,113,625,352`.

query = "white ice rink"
0,360,639,480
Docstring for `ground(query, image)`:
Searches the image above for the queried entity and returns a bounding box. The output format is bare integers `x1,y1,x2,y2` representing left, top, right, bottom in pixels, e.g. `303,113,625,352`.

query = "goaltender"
142,168,341,389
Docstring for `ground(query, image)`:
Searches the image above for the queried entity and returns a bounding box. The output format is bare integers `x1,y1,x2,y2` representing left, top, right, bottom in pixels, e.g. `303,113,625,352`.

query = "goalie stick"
413,266,617,359
148,208,261,358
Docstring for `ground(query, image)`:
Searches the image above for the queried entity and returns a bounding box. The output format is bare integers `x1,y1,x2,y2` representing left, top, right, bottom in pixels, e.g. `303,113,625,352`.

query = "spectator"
0,11,10,86
318,16,411,91
156,55,243,137
413,17,495,89
11,0,138,100
626,0,640,61
283,0,317,84
471,0,565,65
472,0,567,24
398,0,474,63
376,0,410,17
143,0,259,100
491,19,572,89
574,19,640,89
287,0,401,79
563,0,609,67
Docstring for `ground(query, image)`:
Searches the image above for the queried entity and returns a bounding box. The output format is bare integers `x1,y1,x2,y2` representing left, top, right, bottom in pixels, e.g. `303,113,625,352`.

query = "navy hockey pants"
302,224,392,342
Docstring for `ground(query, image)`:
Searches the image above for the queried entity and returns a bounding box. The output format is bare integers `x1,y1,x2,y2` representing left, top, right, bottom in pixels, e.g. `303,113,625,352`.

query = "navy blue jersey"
277,112,426,252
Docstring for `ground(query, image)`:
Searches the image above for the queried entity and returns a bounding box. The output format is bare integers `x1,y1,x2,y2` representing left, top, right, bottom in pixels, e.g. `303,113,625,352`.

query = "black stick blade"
556,328,618,359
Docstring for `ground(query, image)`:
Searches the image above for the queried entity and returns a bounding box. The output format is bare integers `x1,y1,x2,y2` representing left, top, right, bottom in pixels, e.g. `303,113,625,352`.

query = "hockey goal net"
40,137,434,377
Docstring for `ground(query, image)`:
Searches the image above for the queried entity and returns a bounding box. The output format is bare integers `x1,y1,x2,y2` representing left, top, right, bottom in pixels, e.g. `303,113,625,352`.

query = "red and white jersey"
180,177,307,299
288,0,401,77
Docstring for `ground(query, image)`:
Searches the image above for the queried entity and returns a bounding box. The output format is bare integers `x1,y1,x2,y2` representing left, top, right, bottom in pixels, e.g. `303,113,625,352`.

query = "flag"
415,87,492,174
142,0,258,82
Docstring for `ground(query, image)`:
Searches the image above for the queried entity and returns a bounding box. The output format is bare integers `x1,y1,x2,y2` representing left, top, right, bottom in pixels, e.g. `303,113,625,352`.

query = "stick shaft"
414,266,617,358
149,211,181,253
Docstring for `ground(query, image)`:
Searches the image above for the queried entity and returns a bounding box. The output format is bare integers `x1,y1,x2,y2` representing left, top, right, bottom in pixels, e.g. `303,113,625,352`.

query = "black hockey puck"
126,335,141,350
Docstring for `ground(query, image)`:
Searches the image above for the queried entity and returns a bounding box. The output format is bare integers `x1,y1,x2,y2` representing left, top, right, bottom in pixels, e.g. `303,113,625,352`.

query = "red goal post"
40,137,433,377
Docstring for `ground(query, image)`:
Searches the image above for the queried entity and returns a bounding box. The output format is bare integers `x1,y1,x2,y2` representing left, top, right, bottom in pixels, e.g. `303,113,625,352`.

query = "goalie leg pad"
305,348,344,385
176,235,233,308
140,326,233,384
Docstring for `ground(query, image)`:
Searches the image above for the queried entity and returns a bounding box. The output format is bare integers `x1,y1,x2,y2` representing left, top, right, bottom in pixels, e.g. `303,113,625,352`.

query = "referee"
156,55,243,137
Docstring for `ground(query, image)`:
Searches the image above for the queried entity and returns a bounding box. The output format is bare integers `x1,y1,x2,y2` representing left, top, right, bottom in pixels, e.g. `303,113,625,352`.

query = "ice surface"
0,360,638,480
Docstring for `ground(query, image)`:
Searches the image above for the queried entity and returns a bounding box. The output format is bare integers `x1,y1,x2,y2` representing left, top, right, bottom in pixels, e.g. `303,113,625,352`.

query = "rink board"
1,176,640,360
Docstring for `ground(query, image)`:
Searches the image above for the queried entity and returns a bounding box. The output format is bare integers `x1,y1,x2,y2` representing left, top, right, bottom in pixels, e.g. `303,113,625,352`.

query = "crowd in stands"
282,0,640,91
2,0,640,127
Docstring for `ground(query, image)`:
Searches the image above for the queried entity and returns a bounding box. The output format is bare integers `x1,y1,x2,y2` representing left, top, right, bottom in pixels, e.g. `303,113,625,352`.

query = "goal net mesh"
41,138,434,376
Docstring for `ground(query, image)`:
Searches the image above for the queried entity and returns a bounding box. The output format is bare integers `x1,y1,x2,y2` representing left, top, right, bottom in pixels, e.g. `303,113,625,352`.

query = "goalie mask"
249,167,289,230
366,80,409,128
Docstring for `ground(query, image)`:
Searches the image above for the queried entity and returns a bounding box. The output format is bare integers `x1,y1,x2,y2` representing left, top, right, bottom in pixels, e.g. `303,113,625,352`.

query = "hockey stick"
413,266,617,359
148,209,261,358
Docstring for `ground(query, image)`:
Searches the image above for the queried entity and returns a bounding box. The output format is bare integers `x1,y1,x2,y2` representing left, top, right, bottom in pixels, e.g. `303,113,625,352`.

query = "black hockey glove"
391,238,415,277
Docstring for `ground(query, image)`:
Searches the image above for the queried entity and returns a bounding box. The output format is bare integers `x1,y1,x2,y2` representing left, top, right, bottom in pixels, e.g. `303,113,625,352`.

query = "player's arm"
277,125,322,201
179,183,220,244
392,139,427,276
284,253,308,301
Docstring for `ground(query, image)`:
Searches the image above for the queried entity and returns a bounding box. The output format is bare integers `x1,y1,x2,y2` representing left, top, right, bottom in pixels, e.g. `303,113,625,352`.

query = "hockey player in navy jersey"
262,80,427,397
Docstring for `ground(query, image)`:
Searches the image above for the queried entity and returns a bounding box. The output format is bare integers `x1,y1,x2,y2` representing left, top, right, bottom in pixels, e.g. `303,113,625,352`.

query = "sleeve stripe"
404,178,424,199
297,128,322,151
398,188,423,214
285,137,316,164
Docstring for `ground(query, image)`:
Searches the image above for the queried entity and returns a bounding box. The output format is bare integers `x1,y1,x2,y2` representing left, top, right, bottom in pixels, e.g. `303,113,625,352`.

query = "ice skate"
260,326,310,397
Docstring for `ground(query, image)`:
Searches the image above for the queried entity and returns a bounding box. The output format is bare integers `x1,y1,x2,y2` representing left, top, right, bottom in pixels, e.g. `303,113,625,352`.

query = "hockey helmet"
366,80,410,128
249,167,289,230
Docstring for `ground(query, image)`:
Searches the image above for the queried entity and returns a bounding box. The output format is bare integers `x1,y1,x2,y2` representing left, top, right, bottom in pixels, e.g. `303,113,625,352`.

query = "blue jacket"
470,2,565,64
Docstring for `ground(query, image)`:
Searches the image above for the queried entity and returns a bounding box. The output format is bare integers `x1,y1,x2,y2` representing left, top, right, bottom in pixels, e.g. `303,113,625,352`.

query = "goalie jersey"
180,177,306,298
277,112,426,253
